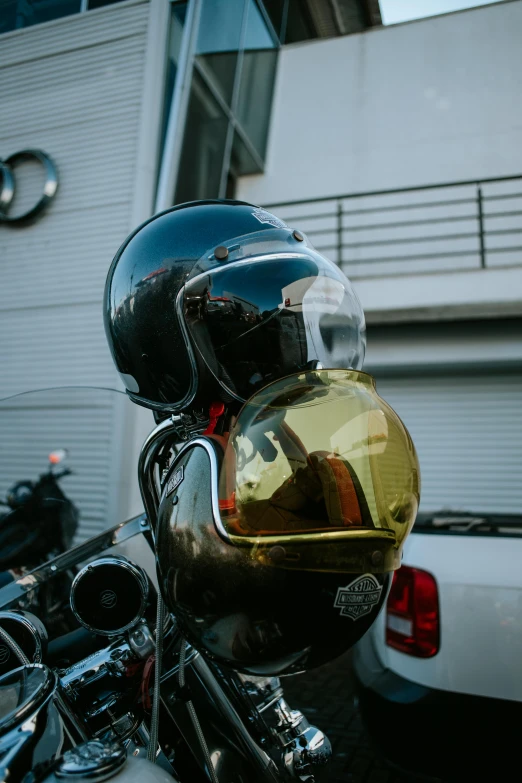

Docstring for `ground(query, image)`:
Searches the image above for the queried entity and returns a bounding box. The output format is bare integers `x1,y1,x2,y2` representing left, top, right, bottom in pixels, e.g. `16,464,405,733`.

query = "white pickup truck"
353,511,522,781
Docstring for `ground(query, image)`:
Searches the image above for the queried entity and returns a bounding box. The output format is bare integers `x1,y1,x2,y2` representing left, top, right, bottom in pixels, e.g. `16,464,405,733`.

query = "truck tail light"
386,565,439,658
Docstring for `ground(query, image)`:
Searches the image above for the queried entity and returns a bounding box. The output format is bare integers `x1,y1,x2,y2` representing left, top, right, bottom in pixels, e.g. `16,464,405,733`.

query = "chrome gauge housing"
0,610,48,676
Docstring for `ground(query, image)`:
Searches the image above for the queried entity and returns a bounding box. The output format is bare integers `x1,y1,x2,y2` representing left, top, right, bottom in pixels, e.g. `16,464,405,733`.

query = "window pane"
174,71,229,204
196,0,245,107
284,0,318,44
237,48,277,159
0,0,80,32
236,0,277,158
0,0,18,33
332,0,368,34
159,2,188,162
243,0,276,50
225,130,262,195
167,2,188,95
230,131,261,179
261,0,286,41
88,0,126,9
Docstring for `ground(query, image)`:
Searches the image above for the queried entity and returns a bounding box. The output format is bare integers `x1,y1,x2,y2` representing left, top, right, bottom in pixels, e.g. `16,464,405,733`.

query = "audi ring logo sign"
0,645,10,664
99,589,118,609
0,149,58,224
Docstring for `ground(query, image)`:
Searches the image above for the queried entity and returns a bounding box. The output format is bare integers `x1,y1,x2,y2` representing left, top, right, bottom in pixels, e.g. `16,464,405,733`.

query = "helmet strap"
203,401,225,435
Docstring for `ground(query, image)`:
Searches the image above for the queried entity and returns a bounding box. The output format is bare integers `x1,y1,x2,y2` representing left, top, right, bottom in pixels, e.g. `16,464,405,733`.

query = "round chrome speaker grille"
70,556,149,636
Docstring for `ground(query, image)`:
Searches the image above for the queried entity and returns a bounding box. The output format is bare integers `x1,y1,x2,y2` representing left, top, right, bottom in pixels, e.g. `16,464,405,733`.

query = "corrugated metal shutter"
375,373,522,515
0,1,150,541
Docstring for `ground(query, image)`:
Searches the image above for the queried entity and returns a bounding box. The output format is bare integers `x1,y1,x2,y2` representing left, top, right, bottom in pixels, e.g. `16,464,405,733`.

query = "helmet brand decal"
251,208,287,229
334,574,383,620
166,465,184,497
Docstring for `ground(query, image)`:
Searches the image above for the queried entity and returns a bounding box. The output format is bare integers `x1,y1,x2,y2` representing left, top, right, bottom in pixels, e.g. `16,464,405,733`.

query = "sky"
379,0,507,25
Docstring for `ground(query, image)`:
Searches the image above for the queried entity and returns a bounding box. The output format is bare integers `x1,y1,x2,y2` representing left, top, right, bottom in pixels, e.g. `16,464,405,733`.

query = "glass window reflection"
230,132,260,179
0,0,130,33
87,0,123,9
0,0,81,32
238,2,277,159
284,0,318,44
159,2,188,164
237,48,277,159
172,0,279,203
196,0,245,107
175,71,229,204
262,0,286,41
243,0,276,50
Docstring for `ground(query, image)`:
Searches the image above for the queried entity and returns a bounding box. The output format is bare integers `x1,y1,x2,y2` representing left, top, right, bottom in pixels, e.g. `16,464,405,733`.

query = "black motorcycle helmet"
104,200,366,414
104,201,420,675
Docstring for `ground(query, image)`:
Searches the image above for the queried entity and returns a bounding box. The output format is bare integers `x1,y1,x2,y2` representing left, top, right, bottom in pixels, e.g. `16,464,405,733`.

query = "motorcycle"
0,398,80,637
0,387,333,783
0,447,78,572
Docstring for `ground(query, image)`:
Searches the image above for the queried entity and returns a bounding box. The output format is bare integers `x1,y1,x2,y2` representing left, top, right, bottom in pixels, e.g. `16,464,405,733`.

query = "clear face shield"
216,370,420,574
181,229,366,403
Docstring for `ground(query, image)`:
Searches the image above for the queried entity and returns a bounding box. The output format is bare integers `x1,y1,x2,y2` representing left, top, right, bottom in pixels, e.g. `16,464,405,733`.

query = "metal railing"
265,174,522,278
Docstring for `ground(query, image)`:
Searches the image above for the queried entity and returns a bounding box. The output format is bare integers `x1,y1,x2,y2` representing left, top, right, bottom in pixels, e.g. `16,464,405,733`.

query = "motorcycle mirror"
49,448,68,465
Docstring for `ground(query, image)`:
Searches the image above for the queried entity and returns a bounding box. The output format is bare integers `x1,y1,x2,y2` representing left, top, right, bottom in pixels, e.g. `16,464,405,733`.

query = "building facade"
237,0,522,515
1,0,521,539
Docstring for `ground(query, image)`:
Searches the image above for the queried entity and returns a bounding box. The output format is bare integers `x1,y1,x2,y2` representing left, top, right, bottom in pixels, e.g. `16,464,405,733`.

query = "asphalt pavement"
281,651,442,783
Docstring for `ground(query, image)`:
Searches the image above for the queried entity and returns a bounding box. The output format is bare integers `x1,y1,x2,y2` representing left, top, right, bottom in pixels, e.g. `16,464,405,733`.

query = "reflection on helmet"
184,249,366,404
219,370,420,573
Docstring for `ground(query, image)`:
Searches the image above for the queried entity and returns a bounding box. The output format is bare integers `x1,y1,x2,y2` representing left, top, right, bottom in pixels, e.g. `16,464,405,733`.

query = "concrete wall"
238,0,522,204
237,0,522,321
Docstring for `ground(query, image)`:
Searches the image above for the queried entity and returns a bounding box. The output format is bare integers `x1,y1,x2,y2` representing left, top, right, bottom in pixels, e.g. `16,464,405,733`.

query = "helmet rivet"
172,495,178,506
293,230,304,242
141,353,149,362
371,551,383,567
214,245,229,260
268,545,286,562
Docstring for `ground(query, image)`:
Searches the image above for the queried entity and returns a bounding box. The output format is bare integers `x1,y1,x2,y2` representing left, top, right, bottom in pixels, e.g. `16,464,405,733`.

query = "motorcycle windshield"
0,386,139,554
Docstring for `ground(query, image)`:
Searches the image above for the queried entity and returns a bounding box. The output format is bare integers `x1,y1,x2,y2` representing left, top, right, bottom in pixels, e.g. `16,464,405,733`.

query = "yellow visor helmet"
218,370,420,574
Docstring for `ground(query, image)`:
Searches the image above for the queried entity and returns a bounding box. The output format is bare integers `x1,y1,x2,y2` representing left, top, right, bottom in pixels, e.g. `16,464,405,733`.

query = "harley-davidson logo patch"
334,574,383,620
251,208,287,229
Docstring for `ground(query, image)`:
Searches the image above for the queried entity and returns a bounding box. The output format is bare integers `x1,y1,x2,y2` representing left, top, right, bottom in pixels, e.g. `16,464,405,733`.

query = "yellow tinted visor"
219,370,420,572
